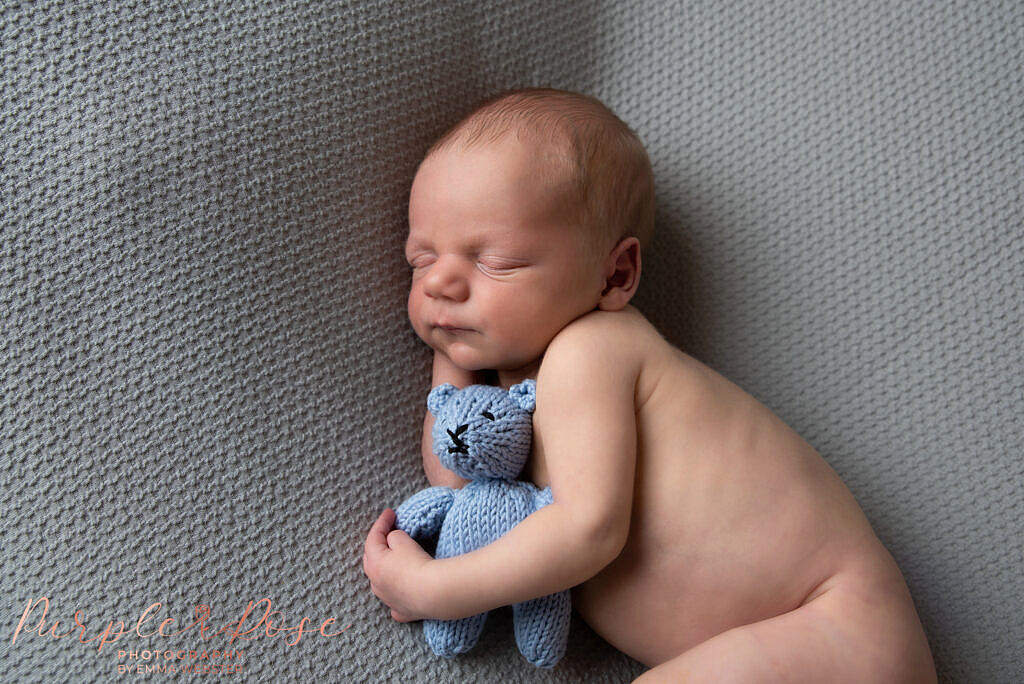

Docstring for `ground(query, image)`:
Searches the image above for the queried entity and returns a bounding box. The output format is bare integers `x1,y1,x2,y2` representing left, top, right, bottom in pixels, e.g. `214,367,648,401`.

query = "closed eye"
478,257,527,272
407,257,432,269
481,411,495,420
478,264,521,275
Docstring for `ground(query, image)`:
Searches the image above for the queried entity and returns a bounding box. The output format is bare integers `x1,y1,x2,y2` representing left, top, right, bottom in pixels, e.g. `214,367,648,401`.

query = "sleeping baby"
362,86,936,682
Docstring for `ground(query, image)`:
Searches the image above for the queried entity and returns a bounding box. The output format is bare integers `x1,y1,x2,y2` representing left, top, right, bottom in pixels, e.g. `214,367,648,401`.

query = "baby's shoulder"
550,304,660,354
539,305,659,389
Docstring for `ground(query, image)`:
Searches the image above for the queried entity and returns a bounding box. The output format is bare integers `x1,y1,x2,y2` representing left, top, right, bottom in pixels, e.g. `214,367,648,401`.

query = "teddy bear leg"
512,590,571,668
423,611,488,658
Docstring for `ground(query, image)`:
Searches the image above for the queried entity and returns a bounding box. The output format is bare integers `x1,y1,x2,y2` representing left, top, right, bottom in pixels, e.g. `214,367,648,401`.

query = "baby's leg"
633,568,935,683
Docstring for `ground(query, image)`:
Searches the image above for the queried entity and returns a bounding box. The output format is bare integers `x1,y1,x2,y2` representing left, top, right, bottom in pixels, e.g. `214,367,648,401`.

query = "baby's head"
406,87,655,374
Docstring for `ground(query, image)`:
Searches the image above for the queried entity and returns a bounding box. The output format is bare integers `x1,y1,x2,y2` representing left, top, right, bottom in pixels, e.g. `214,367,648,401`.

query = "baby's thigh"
634,572,935,683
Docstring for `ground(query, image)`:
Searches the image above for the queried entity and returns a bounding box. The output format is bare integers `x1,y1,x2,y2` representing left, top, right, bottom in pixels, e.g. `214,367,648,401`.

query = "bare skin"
528,308,935,681
412,307,936,682
362,133,936,681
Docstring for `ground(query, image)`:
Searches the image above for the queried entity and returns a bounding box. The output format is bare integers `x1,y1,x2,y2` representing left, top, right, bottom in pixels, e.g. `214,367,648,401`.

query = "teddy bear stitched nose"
447,424,469,454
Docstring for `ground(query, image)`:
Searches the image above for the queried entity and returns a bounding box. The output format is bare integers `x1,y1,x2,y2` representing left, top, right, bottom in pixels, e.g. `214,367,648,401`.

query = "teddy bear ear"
427,383,458,416
508,379,537,413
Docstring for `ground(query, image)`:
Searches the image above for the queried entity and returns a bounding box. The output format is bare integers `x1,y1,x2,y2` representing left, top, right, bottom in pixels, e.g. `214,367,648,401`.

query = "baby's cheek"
406,299,433,345
493,309,542,353
407,292,426,325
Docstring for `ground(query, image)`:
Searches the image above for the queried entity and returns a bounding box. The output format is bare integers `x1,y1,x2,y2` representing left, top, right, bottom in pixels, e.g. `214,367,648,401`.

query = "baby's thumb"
386,527,417,550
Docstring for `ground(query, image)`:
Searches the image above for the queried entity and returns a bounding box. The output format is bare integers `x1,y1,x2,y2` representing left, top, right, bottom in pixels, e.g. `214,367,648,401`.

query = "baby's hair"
422,87,656,262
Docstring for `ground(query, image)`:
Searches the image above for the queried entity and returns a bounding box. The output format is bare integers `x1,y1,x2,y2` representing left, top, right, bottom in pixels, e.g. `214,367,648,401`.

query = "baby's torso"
522,305,895,666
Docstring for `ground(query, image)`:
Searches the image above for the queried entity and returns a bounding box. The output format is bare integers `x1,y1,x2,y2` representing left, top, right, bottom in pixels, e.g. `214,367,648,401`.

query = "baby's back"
525,305,909,667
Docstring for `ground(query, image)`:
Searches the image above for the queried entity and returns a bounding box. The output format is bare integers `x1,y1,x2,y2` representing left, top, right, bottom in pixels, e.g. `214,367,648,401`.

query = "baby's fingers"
364,509,396,555
363,509,398,580
373,507,397,535
391,609,417,623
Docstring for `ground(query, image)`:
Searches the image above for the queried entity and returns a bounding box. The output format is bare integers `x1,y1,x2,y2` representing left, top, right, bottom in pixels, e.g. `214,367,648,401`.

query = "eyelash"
478,262,516,273
407,257,519,272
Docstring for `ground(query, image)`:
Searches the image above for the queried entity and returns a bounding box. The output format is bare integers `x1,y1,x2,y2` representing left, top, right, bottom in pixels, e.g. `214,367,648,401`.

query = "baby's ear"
427,383,457,416
508,379,537,413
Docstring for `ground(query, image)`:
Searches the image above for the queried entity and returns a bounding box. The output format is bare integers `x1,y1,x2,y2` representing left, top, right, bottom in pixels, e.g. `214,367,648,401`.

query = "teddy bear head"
427,379,536,481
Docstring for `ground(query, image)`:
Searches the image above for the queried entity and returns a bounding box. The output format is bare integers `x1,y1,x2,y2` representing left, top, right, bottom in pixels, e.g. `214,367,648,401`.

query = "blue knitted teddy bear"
393,379,571,668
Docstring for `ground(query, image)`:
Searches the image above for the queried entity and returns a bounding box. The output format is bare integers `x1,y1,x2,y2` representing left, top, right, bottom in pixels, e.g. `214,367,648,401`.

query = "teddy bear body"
394,379,571,668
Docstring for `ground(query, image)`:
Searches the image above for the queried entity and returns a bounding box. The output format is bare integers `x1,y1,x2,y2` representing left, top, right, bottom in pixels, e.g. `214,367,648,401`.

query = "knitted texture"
426,380,537,481
395,381,572,668
2,1,1021,681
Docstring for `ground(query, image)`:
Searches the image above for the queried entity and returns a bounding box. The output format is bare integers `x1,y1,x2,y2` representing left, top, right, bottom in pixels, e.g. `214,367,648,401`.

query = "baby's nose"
423,256,469,302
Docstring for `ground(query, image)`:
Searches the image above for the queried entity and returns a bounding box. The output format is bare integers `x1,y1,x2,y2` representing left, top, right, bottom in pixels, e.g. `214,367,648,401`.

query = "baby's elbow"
582,512,630,567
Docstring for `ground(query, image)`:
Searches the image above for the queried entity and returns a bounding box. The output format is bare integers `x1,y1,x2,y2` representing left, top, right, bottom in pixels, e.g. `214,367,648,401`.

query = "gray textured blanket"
2,1,1021,681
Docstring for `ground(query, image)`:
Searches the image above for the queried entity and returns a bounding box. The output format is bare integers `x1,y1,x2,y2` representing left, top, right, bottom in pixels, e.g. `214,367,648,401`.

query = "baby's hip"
791,556,935,681
573,534,918,667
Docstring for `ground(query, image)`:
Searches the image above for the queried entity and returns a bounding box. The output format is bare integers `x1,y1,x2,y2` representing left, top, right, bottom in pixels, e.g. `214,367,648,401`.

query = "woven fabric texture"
2,1,1021,681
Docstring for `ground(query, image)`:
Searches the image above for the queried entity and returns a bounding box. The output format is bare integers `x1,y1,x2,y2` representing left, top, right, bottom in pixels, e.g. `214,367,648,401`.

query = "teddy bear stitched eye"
481,411,495,421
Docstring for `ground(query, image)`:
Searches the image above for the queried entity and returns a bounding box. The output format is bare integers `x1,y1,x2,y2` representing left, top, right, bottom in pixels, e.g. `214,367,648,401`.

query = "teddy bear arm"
394,485,457,542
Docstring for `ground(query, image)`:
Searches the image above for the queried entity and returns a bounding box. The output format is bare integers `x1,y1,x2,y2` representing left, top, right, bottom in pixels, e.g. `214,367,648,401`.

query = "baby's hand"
362,508,436,622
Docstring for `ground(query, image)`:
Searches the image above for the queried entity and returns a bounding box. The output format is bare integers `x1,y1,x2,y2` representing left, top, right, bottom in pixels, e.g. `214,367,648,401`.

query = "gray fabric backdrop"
2,1,1021,681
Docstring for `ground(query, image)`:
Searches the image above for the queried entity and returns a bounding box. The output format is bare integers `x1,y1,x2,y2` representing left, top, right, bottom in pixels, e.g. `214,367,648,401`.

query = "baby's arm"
420,321,639,620
422,349,486,489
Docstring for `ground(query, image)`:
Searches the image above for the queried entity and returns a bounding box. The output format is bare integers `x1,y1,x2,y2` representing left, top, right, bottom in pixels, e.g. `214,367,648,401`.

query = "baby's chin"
429,333,485,368
441,346,490,372
438,338,525,376
420,324,533,373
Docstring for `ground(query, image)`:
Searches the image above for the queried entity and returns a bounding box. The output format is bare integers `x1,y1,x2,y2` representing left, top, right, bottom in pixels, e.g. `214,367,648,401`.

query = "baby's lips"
434,320,475,332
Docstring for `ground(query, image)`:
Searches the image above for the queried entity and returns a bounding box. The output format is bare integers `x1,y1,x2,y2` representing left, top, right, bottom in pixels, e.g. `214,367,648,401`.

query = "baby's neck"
495,359,541,390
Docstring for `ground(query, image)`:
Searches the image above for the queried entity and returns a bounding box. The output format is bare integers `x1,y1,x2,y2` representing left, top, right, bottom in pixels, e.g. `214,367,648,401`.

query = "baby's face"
406,135,602,372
